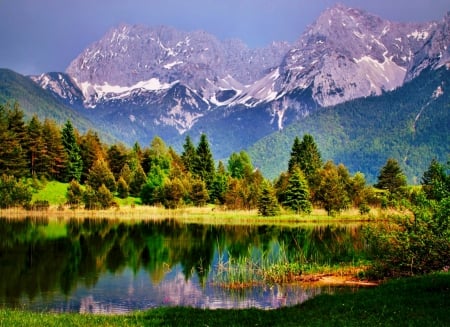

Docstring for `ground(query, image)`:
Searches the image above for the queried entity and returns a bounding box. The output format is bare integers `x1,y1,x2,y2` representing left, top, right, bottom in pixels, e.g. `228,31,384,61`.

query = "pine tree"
86,159,116,192
61,121,83,182
0,103,27,177
190,179,210,207
181,135,197,173
422,159,449,201
79,130,105,182
257,180,280,216
375,158,407,198
288,134,323,195
194,134,215,189
284,167,312,214
27,115,45,177
129,162,147,196
42,119,67,181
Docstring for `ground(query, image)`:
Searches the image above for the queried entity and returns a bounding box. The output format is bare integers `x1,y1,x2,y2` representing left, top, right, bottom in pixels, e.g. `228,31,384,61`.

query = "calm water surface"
0,217,367,313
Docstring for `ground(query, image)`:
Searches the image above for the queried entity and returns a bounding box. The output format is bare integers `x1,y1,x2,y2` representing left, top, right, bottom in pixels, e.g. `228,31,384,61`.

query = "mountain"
248,65,450,183
0,68,115,142
1,4,448,181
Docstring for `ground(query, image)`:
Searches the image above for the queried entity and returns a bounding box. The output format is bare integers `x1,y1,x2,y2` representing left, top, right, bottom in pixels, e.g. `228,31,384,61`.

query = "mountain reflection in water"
0,217,365,313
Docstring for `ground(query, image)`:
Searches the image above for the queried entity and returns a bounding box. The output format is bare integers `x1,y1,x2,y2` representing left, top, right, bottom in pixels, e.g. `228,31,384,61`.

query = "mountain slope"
0,69,114,141
248,66,450,183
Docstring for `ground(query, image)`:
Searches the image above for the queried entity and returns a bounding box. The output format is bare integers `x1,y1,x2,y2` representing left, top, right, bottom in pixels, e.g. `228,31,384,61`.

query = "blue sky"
1,0,449,75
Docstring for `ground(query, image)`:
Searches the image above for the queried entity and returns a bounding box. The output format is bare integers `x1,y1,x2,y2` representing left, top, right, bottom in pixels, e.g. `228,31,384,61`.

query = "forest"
1,100,449,219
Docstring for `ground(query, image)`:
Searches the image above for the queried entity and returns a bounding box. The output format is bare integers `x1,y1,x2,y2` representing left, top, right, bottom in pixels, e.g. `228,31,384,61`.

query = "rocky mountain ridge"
30,4,449,150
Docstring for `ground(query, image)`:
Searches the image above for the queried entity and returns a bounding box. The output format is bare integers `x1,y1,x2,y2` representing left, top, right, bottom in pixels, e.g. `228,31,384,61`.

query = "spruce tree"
257,180,280,216
61,120,83,182
375,158,407,198
194,134,215,189
86,159,116,192
284,167,312,214
181,135,197,173
42,119,67,181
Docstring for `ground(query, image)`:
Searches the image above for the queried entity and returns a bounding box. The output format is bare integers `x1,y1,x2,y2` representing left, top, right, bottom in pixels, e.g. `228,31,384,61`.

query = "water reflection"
0,217,365,313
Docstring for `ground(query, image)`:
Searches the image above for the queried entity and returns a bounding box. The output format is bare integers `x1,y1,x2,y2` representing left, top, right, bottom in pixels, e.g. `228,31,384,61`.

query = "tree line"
0,102,448,216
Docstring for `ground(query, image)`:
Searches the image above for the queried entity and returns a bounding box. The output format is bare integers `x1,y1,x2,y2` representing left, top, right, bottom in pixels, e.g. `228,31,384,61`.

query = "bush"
364,193,450,277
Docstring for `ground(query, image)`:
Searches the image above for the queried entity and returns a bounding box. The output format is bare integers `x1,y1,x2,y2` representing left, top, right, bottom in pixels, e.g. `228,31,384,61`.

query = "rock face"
31,4,449,152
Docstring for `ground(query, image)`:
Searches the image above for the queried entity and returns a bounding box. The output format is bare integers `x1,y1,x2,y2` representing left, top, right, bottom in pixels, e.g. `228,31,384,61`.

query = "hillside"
0,68,115,142
248,66,450,183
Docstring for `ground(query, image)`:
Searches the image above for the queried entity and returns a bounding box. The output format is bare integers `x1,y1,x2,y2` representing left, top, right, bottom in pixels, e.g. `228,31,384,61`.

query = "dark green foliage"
227,151,254,179
61,120,83,182
316,161,351,215
0,102,28,177
116,176,129,199
96,184,115,209
193,134,215,189
163,178,185,209
129,163,147,197
283,168,312,214
209,161,228,204
288,134,322,178
86,159,116,193
422,158,450,201
181,135,197,173
190,179,210,207
140,166,166,205
257,181,280,216
375,158,407,199
66,179,83,207
249,67,450,183
0,174,31,208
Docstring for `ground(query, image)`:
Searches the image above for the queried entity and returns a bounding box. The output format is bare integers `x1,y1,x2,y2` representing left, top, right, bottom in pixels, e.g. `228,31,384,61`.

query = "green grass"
1,272,449,326
31,181,68,205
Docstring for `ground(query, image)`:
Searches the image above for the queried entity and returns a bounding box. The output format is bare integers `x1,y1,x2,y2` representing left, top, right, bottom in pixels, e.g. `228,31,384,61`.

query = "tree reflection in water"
0,217,366,313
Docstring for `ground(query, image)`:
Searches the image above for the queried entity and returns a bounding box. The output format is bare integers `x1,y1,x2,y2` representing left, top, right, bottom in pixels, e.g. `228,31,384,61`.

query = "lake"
0,217,368,313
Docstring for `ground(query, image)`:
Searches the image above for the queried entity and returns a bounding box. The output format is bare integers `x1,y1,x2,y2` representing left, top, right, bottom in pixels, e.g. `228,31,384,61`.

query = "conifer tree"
27,115,45,177
61,120,83,182
42,119,67,181
117,176,129,199
257,180,280,216
86,159,116,193
181,135,197,173
194,134,215,189
375,158,407,198
66,179,83,207
284,167,312,214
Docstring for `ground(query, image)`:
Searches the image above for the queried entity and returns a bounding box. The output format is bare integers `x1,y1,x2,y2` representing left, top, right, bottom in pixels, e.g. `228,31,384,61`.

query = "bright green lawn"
1,273,449,326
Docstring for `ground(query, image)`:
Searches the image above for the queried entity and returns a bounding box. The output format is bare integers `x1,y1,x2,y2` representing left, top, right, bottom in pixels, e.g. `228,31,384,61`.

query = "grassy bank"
1,272,448,326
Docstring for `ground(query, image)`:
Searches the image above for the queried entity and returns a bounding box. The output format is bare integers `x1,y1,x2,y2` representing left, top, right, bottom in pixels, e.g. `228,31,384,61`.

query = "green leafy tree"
228,151,254,179
422,159,449,201
288,134,322,178
257,180,280,216
0,174,31,208
375,158,407,199
141,165,166,205
316,161,351,215
61,120,83,182
283,168,312,214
